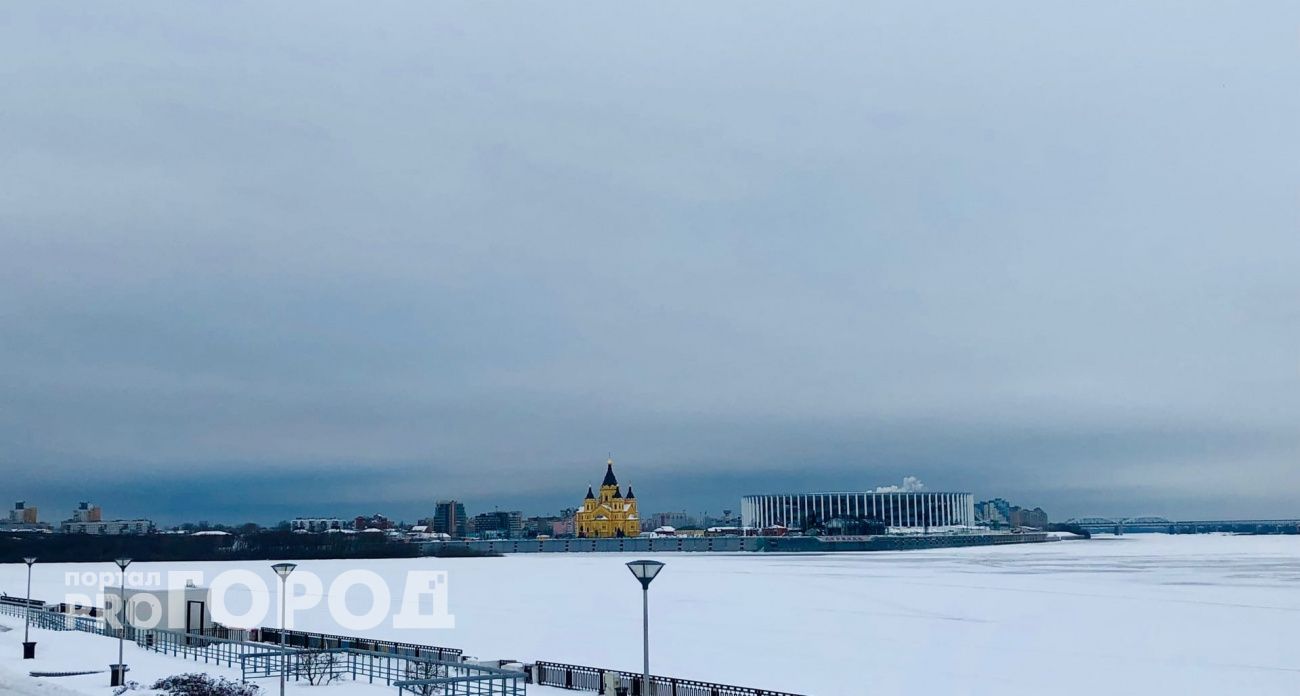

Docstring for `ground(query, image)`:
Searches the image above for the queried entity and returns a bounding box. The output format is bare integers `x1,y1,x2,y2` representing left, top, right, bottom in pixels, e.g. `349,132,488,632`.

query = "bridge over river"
1065,516,1300,535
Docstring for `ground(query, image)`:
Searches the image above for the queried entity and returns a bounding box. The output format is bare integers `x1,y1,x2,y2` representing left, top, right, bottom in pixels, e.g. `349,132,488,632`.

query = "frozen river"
2,534,1298,695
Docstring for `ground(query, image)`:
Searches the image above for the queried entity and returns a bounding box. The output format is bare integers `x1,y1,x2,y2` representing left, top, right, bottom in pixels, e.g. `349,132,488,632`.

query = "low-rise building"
61,519,155,535
291,517,345,533
523,515,560,537
354,513,393,531
649,511,697,529
469,510,523,539
105,581,216,633
406,525,450,541
550,517,575,537
701,510,740,528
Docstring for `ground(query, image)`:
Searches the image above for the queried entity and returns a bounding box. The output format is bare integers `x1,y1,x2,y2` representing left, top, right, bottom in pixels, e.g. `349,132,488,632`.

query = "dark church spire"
601,457,619,487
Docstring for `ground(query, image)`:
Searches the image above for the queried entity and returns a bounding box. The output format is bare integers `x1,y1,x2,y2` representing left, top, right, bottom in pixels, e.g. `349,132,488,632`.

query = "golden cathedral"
575,458,641,538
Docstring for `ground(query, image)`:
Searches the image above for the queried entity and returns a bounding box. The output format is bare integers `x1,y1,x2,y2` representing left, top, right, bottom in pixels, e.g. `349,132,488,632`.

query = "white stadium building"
741,491,975,530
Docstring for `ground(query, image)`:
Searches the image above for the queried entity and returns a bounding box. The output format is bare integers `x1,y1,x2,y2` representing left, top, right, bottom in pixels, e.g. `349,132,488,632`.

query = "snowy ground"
2,534,1299,695
0,622,568,696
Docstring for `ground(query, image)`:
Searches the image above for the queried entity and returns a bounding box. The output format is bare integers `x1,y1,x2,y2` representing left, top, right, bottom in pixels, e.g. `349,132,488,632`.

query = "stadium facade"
741,491,975,530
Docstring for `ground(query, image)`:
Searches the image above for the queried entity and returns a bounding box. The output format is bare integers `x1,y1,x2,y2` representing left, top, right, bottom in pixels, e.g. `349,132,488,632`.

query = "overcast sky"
2,2,1297,525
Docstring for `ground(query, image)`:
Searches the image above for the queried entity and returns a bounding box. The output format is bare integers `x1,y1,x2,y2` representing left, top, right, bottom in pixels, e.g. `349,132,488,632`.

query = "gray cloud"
2,2,1298,523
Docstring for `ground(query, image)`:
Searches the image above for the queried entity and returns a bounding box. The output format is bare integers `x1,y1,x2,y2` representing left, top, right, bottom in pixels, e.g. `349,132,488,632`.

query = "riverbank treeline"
0,531,432,563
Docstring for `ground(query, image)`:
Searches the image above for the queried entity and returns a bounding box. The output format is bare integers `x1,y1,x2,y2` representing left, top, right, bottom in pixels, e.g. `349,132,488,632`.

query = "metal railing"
120,623,522,695
237,646,523,694
256,627,462,662
0,601,85,631
533,661,805,696
191,624,253,642
138,627,286,669
0,595,44,610
5,597,787,696
396,671,524,696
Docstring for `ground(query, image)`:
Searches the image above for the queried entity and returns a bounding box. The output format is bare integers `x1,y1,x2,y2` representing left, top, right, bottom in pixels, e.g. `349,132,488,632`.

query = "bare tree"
294,650,344,686
403,659,449,696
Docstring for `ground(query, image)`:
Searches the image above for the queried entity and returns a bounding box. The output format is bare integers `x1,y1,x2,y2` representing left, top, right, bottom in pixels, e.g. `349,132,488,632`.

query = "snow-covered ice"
2,534,1298,695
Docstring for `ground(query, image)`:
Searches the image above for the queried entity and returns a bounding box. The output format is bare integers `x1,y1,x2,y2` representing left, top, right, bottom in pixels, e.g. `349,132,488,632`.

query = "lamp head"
114,557,132,571
272,562,298,579
625,559,665,589
23,557,37,566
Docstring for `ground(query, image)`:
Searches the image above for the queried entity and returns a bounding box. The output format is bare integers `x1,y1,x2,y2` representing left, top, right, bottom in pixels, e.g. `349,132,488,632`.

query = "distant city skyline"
2,3,1297,525
1,465,1270,528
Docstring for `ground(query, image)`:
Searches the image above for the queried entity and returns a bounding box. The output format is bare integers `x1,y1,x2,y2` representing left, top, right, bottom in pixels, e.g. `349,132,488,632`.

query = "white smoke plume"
874,476,925,493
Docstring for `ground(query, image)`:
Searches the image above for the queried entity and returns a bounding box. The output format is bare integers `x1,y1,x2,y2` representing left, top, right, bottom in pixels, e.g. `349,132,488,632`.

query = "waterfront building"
550,517,576,537
649,511,697,529
975,498,1013,526
701,510,740,528
575,458,640,538
433,500,468,538
1010,506,1049,528
741,491,974,531
470,510,524,538
523,515,562,537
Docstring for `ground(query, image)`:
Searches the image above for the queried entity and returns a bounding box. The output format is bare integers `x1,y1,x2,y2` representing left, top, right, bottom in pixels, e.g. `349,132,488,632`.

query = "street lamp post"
271,563,298,696
625,560,665,696
111,557,132,687
22,557,36,659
